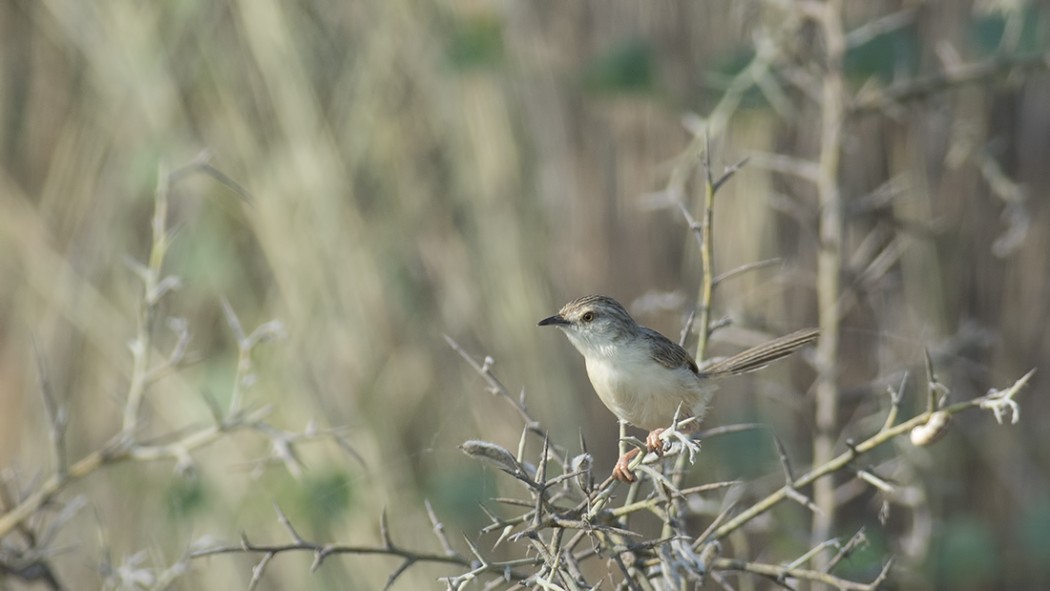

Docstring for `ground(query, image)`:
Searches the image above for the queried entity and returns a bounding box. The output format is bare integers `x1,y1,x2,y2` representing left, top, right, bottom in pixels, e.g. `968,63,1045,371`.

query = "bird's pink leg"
612,448,640,483
645,428,667,456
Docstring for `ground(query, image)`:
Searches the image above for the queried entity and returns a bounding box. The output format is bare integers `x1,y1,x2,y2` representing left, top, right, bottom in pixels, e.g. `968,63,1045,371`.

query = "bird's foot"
645,428,668,456
612,448,640,483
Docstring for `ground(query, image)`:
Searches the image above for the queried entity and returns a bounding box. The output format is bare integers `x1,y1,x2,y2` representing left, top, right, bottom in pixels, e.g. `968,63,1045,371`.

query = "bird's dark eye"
581,311,595,323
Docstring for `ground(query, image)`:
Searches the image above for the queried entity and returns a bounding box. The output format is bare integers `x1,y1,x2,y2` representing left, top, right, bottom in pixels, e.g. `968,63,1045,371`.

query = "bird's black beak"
538,314,570,327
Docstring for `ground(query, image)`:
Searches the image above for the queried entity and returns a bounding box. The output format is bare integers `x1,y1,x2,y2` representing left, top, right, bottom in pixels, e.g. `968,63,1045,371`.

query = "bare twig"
191,510,534,588
121,163,172,434
444,335,543,434
810,0,847,557
711,370,1033,540
713,258,783,288
707,556,889,591
852,51,1050,112
32,342,67,478
1,161,337,560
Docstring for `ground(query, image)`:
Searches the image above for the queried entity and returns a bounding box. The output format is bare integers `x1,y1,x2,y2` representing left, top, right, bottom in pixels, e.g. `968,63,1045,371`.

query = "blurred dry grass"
1,0,1049,589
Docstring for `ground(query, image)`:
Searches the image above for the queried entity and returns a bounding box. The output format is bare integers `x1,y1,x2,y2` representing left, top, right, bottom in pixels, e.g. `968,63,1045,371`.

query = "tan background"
1,0,1048,588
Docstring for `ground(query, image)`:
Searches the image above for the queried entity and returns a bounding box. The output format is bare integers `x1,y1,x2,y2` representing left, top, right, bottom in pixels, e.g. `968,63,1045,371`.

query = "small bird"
539,295,818,482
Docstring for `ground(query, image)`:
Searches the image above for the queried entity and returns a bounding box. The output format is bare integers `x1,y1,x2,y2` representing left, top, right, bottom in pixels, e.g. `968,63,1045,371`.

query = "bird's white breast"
580,340,712,431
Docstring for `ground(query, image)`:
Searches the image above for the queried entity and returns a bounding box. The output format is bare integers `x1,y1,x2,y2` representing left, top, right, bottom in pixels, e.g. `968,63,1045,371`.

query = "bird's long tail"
700,328,819,377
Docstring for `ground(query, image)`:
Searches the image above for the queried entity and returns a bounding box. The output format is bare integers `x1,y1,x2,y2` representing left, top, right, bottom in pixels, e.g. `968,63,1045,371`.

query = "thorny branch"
193,342,1032,589
852,51,1050,112
448,349,1032,589
0,156,340,588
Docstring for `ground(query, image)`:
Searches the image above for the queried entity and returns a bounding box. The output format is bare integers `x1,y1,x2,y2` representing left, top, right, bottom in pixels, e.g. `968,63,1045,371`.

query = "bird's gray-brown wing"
640,327,700,375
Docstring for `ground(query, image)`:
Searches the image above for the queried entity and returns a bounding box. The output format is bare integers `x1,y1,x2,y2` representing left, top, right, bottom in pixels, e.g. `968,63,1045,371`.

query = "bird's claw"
612,448,640,483
612,428,678,483
645,428,668,456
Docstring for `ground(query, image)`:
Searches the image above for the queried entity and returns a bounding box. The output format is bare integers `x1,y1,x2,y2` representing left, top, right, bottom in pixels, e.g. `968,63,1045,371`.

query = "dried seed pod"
910,411,951,446
460,440,521,473
570,453,593,492
570,453,593,474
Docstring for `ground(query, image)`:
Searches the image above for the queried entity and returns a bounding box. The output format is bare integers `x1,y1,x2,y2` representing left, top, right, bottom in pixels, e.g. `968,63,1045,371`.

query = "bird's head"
538,295,637,355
